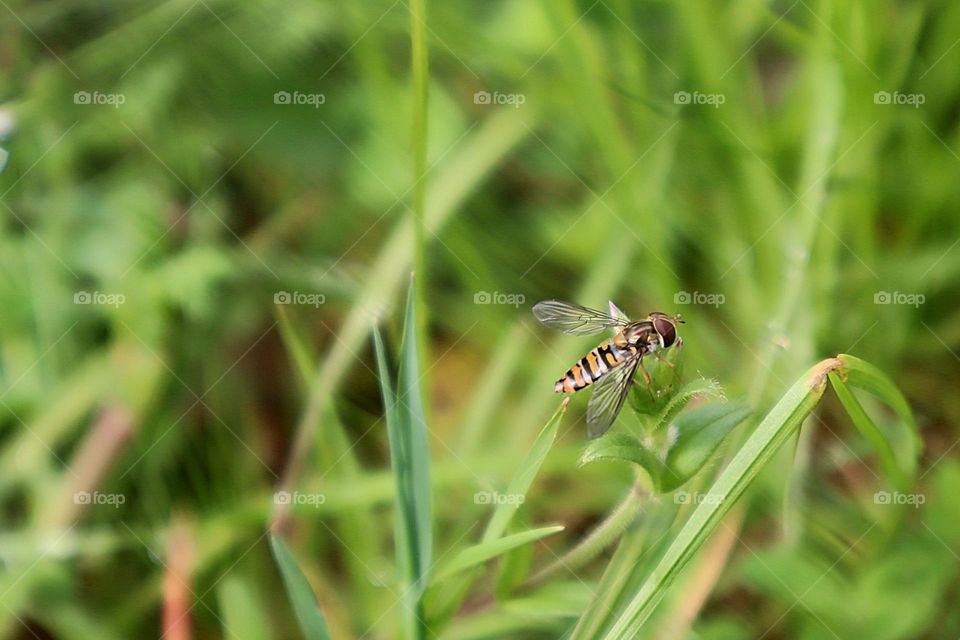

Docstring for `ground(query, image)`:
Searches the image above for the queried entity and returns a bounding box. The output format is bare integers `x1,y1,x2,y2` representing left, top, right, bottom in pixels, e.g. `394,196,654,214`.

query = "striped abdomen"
554,340,638,393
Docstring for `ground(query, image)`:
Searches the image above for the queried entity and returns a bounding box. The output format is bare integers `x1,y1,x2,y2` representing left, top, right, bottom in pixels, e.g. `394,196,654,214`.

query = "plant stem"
526,479,646,587
409,0,430,393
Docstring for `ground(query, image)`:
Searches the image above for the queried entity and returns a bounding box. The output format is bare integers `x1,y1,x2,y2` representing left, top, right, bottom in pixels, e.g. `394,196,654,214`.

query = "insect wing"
608,300,631,337
586,354,641,438
607,300,630,324
532,300,628,336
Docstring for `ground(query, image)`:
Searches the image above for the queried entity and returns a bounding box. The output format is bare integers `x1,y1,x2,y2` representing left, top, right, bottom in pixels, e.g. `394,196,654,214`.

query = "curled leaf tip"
807,357,843,390
561,396,571,408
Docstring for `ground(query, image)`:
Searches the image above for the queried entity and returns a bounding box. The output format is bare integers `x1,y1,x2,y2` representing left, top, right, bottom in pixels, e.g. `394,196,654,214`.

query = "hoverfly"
532,300,684,438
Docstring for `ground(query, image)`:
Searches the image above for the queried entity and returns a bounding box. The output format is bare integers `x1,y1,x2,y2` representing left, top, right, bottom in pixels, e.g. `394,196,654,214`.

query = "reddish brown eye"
654,318,676,347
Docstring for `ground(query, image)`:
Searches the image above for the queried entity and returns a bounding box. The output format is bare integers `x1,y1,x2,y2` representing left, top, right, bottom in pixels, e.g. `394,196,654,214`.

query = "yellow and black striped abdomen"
555,340,635,393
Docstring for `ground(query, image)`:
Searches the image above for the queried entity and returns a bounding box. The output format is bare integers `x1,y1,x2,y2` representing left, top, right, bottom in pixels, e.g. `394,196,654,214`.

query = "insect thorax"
615,322,649,345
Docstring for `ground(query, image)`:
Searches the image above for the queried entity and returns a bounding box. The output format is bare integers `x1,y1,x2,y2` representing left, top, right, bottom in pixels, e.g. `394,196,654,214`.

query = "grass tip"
807,357,844,390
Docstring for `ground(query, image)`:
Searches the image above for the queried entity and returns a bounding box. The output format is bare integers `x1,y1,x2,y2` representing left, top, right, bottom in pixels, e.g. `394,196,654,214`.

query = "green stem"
409,0,430,386
526,480,645,586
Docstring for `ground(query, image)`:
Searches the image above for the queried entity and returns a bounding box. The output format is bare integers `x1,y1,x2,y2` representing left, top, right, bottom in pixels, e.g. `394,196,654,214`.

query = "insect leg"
654,351,684,384
638,358,655,400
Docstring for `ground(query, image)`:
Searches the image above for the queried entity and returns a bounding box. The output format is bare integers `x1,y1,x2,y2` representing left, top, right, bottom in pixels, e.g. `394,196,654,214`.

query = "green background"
1,0,959,638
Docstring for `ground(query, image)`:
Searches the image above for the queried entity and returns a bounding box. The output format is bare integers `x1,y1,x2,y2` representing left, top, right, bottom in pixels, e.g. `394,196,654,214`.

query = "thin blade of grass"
269,535,332,640
601,358,842,638
277,108,533,524
837,353,919,485
482,398,568,543
397,276,432,591
829,373,908,491
374,280,433,639
373,323,415,585
274,305,318,391
432,525,565,584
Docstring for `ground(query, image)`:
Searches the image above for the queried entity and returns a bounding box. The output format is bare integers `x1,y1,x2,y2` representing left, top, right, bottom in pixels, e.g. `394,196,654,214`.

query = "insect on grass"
533,300,684,438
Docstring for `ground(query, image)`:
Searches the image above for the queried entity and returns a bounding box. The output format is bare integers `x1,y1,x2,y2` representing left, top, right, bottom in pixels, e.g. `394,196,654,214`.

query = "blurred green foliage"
1,0,959,638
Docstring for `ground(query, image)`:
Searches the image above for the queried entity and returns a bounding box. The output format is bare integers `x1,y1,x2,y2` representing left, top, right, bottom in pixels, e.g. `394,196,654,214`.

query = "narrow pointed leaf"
829,373,908,490
602,358,842,638
495,509,536,598
432,525,565,583
269,535,332,640
483,398,567,542
396,279,433,589
275,305,318,391
836,353,919,484
373,326,414,585
373,281,433,640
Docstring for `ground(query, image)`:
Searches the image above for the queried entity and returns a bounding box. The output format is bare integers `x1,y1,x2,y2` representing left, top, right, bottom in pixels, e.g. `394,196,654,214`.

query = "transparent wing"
608,300,631,337
586,354,642,438
532,300,628,336
607,300,630,324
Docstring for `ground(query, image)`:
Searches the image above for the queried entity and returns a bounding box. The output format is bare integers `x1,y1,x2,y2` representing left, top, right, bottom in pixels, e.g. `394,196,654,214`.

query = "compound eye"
653,317,676,347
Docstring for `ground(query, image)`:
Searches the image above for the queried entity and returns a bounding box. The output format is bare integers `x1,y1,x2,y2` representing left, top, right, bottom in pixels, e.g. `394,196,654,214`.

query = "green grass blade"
426,399,566,626
837,353,919,484
374,280,433,639
829,372,908,491
269,535,332,640
482,398,568,543
432,525,565,584
495,509,536,598
602,358,842,638
397,277,433,591
278,108,532,513
373,323,415,585
274,305,318,391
